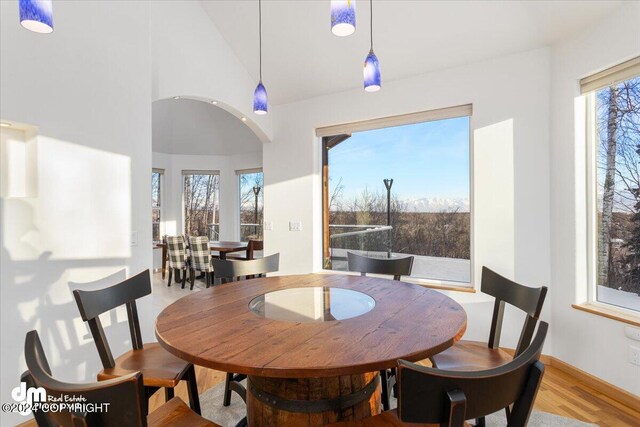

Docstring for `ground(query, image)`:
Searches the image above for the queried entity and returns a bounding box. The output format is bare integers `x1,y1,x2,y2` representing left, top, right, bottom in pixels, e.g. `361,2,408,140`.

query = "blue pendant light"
363,0,381,92
331,0,356,37
19,0,53,34
254,82,268,115
253,0,268,115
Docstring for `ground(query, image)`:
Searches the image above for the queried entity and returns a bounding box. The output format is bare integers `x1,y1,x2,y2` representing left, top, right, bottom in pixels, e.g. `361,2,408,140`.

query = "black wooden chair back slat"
398,321,548,426
73,270,151,369
74,270,151,321
22,330,148,427
346,252,414,281
481,266,548,355
213,253,279,283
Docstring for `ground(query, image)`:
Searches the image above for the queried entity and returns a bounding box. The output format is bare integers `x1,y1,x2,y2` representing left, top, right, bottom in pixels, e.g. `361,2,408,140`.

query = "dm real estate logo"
10,382,46,416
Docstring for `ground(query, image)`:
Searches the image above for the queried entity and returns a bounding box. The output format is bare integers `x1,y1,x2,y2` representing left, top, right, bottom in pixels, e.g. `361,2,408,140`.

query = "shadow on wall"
0,129,141,425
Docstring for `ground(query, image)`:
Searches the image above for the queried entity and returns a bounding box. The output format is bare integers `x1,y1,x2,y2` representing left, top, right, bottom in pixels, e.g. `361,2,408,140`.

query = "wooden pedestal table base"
247,373,381,426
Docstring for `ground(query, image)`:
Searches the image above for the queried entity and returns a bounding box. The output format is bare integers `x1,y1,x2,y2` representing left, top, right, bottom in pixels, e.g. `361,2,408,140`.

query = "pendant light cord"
370,0,373,51
259,0,262,82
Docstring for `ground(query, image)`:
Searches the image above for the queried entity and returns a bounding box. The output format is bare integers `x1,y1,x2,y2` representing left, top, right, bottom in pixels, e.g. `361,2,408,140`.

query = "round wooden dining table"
155,274,467,426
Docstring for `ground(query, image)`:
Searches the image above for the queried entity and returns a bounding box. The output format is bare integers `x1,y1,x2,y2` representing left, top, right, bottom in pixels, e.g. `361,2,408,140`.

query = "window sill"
572,303,640,327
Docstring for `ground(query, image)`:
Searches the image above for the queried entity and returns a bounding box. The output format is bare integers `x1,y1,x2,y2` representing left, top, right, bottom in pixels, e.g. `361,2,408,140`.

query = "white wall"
265,47,552,351
0,1,152,425
550,1,640,395
150,1,273,143
152,151,262,240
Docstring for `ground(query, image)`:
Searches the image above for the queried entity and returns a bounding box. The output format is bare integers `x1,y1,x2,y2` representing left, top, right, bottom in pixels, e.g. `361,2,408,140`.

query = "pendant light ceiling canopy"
363,0,381,92
331,0,356,37
253,0,268,115
19,0,53,33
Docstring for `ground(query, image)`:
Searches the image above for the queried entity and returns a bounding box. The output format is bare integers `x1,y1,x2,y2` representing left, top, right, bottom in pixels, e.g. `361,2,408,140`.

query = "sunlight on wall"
473,119,515,282
1,131,136,409
0,127,37,198
3,135,131,261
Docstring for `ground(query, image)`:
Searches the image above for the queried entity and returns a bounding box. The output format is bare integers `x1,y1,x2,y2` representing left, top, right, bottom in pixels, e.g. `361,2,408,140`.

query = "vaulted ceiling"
201,0,621,105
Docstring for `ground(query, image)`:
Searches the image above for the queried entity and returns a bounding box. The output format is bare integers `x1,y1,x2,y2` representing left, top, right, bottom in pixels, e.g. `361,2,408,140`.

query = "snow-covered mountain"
403,197,470,213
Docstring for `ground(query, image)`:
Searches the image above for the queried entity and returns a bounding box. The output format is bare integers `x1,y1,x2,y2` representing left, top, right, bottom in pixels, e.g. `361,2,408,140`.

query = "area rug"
199,380,596,426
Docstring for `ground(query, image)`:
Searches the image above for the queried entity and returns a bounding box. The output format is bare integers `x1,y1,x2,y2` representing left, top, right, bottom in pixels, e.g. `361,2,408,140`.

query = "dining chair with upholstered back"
73,270,201,414
166,235,188,288
211,253,280,408
346,251,414,410
188,235,214,289
325,322,548,427
21,330,216,427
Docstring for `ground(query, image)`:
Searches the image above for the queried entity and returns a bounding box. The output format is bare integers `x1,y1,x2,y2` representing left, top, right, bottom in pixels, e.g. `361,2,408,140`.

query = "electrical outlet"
624,326,640,342
264,221,273,231
629,345,640,366
289,221,302,231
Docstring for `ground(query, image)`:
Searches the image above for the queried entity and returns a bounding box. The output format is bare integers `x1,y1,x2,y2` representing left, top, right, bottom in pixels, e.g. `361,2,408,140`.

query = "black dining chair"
325,322,548,427
212,253,280,407
213,252,280,285
430,266,548,372
21,330,216,427
346,251,414,411
347,251,414,281
73,270,201,414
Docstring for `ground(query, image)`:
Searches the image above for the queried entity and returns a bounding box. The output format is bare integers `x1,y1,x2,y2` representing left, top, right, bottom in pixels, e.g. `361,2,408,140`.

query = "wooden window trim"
316,104,472,137
580,56,640,94
572,303,640,328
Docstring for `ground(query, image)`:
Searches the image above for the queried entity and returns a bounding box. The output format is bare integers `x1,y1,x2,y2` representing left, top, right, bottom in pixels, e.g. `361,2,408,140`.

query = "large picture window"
238,169,264,241
183,171,220,239
320,106,471,285
584,57,640,312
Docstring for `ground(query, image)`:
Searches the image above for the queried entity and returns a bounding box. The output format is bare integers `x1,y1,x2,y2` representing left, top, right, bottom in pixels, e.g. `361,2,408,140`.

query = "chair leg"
475,417,486,427
380,369,390,411
181,268,187,289
186,365,201,415
167,268,172,287
189,268,195,289
165,387,174,402
223,372,234,407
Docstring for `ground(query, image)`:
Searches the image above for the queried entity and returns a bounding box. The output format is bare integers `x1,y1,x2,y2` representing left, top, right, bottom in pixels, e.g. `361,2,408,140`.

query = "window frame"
152,168,164,243
583,57,640,314
319,105,474,289
236,168,264,241
181,170,221,238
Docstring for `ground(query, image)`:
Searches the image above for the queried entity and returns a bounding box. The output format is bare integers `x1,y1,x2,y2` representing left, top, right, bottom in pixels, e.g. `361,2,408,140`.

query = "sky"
329,116,470,206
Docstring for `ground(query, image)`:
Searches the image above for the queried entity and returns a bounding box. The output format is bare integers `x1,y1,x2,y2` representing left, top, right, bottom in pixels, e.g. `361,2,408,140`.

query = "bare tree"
598,86,619,286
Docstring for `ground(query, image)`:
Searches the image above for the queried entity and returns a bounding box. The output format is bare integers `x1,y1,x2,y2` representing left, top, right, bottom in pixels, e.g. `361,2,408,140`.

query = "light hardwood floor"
16,362,640,426
145,364,640,427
